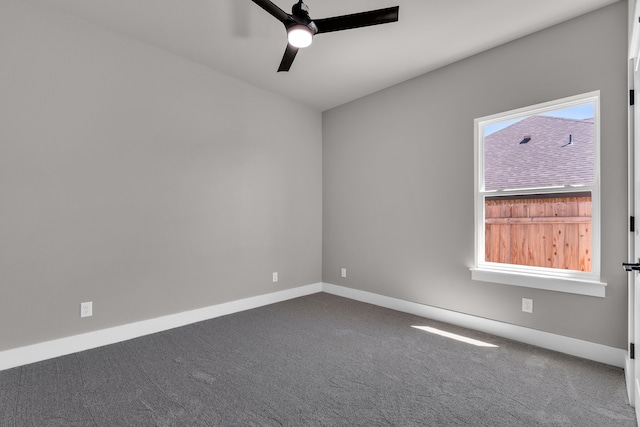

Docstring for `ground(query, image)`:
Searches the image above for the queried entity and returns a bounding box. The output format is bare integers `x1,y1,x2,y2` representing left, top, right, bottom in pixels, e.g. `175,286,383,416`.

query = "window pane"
484,193,592,272
483,103,595,191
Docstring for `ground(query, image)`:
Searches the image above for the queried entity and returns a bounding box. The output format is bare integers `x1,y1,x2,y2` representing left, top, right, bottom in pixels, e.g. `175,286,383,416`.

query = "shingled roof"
483,115,594,191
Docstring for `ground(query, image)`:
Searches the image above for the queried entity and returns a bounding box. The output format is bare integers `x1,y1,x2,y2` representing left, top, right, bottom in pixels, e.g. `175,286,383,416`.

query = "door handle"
623,259,640,271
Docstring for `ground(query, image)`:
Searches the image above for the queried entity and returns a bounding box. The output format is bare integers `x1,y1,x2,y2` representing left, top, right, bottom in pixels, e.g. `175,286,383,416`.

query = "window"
471,92,606,297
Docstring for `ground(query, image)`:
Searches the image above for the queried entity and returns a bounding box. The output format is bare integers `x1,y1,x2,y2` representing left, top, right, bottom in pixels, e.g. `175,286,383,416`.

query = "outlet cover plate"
80,301,93,318
522,298,533,314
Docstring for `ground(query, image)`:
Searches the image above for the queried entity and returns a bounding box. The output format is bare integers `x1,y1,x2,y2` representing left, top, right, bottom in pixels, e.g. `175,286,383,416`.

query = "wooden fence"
484,195,592,272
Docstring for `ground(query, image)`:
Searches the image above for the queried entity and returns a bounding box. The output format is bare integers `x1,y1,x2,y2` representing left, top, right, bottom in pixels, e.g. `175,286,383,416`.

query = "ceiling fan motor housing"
288,1,318,35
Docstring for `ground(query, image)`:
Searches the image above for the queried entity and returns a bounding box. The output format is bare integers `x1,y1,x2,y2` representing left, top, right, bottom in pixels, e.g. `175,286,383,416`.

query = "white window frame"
471,91,607,297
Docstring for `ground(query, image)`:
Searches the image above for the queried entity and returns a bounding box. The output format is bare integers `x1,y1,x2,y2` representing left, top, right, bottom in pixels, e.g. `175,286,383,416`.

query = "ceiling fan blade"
278,44,299,72
315,6,399,34
251,0,290,24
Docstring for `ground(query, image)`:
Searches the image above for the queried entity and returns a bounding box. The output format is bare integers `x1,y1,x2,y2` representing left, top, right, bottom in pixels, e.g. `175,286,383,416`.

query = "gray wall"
323,2,629,349
0,1,322,351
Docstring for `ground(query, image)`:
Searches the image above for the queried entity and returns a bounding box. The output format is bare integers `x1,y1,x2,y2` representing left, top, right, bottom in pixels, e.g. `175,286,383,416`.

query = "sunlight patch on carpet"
412,326,499,348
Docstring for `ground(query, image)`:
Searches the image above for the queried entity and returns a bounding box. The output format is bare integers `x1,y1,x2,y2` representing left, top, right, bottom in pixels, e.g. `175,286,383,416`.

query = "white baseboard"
322,283,627,368
0,283,323,371
0,282,626,371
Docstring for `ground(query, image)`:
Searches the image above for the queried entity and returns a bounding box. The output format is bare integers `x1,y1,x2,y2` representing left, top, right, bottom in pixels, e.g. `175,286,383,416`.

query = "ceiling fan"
251,0,400,72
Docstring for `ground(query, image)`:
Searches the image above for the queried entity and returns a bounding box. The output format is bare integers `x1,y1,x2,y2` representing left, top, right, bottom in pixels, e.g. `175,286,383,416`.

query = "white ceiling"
29,0,621,111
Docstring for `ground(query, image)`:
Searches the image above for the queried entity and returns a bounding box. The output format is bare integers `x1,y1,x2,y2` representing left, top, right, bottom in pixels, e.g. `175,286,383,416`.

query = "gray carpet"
0,292,636,426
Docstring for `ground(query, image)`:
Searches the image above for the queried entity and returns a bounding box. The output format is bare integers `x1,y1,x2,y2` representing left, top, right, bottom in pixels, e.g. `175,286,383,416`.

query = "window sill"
470,267,606,297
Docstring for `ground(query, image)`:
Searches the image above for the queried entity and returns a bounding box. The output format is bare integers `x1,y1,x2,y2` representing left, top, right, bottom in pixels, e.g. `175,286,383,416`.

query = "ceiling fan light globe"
287,25,313,48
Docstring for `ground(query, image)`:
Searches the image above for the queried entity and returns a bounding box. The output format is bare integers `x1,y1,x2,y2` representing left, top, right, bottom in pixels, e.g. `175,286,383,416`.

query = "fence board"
485,196,591,272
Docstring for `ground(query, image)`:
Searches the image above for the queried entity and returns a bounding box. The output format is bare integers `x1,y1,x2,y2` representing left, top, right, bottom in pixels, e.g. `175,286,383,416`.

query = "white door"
628,2,640,420
629,72,640,417
629,71,640,415
627,1,640,420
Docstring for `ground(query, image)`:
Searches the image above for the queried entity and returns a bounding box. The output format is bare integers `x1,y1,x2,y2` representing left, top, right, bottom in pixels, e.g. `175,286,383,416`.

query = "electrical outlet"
272,272,278,282
80,301,93,318
522,298,533,314
341,268,347,278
